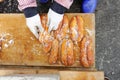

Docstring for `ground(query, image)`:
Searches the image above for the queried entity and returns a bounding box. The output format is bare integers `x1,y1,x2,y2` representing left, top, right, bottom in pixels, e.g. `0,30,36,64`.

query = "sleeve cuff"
50,1,67,14
23,7,38,18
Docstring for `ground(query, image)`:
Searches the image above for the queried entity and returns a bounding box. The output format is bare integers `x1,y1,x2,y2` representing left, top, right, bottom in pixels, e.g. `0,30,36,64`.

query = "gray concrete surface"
96,0,120,80
0,0,120,80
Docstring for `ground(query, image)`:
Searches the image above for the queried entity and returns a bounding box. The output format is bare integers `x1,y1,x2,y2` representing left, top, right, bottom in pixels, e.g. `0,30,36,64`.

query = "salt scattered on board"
0,32,14,49
8,39,14,45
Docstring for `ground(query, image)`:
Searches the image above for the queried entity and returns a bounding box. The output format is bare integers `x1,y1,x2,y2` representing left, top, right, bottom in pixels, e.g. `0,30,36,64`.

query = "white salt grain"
8,39,14,44
4,44,8,48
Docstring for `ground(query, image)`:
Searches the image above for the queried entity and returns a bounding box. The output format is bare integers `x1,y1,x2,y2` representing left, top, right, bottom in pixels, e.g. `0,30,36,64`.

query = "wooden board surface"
60,71,104,80
0,13,95,68
0,68,59,76
0,69,104,80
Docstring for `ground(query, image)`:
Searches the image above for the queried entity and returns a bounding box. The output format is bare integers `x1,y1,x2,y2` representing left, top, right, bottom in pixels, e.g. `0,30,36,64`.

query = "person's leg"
82,0,97,13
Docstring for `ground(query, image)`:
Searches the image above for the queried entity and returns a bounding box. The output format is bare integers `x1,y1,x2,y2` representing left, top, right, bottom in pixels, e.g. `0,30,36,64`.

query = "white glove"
26,14,44,39
47,9,63,32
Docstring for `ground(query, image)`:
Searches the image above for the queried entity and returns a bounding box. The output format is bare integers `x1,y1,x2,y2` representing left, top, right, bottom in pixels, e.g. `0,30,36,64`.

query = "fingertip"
48,28,51,33
30,28,39,39
48,26,52,32
38,26,43,32
53,24,58,30
36,32,40,39
33,32,39,39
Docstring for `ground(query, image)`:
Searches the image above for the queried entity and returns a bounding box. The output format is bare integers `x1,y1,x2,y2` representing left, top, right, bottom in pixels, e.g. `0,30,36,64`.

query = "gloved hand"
47,9,63,32
26,14,44,39
47,1,67,32
23,7,44,39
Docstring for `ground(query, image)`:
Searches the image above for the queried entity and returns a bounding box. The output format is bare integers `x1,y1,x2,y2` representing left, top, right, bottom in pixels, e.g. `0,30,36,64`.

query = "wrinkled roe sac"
39,31,53,53
55,15,69,41
48,39,59,64
61,39,75,66
70,16,84,42
0,40,2,51
39,14,54,53
80,36,94,67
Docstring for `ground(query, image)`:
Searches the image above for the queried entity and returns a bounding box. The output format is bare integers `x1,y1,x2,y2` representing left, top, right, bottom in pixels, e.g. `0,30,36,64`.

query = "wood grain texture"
0,69,104,80
0,13,95,67
0,69,59,76
60,71,104,80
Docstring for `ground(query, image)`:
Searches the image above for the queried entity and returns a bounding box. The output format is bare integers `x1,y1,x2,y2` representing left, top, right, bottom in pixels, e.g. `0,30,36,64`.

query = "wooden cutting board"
0,68,104,80
60,71,104,80
0,13,95,68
